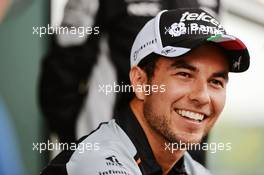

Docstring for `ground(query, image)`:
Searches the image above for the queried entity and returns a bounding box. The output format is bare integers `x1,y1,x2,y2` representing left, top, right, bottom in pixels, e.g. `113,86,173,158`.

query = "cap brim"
207,34,250,72
165,34,250,72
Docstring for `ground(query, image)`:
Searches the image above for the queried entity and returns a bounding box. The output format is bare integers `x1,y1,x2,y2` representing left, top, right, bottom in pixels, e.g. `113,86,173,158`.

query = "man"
39,0,221,165
39,0,220,144
40,8,249,175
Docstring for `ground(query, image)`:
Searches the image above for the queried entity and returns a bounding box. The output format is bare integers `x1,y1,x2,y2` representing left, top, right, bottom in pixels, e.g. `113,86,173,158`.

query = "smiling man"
41,8,250,175
129,43,229,174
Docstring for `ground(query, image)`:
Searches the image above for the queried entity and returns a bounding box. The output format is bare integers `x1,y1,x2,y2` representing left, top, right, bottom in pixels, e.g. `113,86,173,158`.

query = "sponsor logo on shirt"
98,156,131,175
105,156,123,167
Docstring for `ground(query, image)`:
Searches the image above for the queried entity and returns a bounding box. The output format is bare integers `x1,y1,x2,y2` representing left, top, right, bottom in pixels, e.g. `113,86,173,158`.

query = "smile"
176,109,205,122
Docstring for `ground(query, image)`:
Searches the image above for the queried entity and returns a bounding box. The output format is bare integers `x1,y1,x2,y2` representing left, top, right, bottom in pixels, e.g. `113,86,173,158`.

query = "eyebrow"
170,59,229,81
212,72,229,82
170,60,197,71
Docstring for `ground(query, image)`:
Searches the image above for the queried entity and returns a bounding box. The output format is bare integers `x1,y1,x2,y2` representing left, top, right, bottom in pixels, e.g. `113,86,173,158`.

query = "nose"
188,79,210,106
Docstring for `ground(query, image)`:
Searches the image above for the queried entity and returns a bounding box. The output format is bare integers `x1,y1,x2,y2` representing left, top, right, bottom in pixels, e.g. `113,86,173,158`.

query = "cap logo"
180,11,221,27
165,22,187,37
133,38,157,62
164,11,225,37
233,56,242,70
161,47,177,55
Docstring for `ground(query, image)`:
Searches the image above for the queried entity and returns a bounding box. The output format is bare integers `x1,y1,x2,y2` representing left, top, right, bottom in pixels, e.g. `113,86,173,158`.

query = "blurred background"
0,0,263,175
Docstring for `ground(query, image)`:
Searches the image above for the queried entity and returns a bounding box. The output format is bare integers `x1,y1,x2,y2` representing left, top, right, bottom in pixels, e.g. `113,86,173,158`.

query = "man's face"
143,44,229,144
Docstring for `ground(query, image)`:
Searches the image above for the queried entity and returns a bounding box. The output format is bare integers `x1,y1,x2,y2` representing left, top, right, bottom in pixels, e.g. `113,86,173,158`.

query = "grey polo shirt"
41,106,212,175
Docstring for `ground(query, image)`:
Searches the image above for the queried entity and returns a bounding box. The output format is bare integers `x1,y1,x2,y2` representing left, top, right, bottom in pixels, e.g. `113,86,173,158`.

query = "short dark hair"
137,53,160,81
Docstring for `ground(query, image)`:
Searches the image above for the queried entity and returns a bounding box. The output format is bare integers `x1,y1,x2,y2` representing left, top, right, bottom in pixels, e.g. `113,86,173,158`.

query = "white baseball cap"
130,8,250,72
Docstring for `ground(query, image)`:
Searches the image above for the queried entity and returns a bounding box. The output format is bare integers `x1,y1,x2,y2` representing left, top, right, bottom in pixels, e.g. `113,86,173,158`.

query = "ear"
129,66,148,100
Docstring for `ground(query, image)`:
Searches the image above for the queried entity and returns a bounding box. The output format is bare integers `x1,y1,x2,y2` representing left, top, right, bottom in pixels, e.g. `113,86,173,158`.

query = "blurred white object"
51,0,68,26
222,0,264,26
77,37,116,138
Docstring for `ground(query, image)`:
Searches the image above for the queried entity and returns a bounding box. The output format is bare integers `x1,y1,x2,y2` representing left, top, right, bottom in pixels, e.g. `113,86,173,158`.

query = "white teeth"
176,109,204,121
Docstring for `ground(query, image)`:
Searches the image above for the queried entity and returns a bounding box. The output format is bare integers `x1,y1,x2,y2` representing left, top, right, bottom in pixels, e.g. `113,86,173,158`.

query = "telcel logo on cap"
180,11,222,27
164,11,225,38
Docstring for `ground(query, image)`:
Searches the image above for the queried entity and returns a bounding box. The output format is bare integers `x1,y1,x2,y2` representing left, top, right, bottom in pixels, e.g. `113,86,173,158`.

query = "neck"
130,98,185,174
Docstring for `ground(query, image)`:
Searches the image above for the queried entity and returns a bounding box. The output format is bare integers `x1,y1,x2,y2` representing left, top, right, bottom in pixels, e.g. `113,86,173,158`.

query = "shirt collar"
115,106,187,175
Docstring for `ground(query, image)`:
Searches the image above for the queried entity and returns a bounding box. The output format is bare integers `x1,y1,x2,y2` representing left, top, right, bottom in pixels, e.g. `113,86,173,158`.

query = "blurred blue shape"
0,97,26,175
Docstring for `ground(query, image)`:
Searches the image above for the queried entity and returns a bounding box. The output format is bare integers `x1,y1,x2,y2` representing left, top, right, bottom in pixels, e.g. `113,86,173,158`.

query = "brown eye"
210,79,224,88
176,72,191,78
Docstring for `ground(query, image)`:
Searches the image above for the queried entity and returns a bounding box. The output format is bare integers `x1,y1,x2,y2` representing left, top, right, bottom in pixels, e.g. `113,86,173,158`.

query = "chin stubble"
143,101,179,144
143,100,204,145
